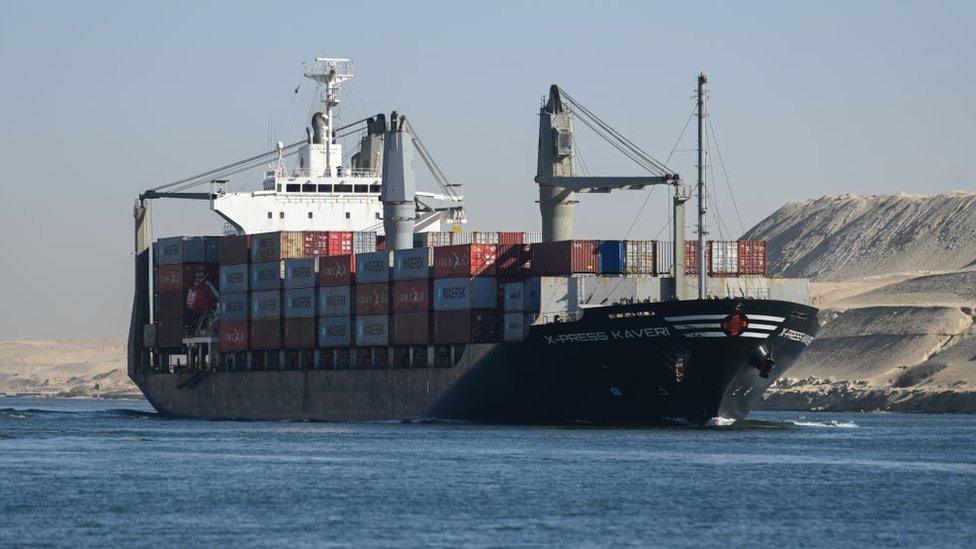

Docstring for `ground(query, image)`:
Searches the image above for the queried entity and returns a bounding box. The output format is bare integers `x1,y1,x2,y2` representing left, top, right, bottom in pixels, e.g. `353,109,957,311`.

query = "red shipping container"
218,235,250,266
432,244,496,278
392,312,430,344
528,240,600,275
156,319,183,348
318,254,356,286
685,241,700,274
284,318,316,349
497,232,525,245
496,244,529,275
250,320,281,350
355,283,390,314
156,263,216,293
433,310,500,344
218,321,249,351
304,231,353,257
391,280,431,312
737,240,767,275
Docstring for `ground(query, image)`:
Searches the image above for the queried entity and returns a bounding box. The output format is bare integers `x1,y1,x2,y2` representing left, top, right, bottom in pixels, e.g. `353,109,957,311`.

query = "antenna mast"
696,73,708,299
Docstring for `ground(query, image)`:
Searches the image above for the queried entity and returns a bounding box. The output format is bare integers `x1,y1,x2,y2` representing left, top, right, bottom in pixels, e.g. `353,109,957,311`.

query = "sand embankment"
745,191,976,412
0,339,139,399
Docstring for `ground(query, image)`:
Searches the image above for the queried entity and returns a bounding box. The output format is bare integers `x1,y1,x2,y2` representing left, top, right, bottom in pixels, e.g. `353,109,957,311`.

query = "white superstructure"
210,57,464,235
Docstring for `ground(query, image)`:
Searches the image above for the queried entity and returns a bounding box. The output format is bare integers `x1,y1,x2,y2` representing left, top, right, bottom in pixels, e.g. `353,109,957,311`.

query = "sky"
0,1,974,340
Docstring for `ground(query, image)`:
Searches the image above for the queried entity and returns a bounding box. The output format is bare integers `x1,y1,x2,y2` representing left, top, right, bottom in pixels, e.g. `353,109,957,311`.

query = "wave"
787,418,859,429
0,407,158,419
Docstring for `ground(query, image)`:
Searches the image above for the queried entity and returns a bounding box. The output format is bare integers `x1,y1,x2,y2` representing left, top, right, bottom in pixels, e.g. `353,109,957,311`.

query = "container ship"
128,58,818,424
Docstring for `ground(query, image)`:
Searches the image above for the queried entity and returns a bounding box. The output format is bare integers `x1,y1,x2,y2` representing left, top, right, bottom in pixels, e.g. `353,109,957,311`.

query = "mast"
696,73,707,299
304,58,353,176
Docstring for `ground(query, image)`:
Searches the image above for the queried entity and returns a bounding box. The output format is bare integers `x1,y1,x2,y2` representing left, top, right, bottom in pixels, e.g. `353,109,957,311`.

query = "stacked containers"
218,235,249,351
248,238,283,350
303,231,352,257
154,236,218,348
250,231,304,262
392,247,433,345
708,241,739,276
354,250,392,346
737,241,767,275
496,232,528,276
318,250,353,348
529,240,600,276
283,258,317,348
432,244,499,344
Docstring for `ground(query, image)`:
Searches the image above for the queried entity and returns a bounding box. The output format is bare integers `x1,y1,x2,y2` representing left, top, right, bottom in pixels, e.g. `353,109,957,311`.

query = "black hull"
130,299,818,424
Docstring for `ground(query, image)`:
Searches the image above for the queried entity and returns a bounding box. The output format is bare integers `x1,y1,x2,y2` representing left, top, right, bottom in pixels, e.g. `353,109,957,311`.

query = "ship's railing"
277,167,380,179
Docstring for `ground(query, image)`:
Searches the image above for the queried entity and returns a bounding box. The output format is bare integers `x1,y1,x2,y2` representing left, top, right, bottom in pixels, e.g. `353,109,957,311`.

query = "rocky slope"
749,191,976,413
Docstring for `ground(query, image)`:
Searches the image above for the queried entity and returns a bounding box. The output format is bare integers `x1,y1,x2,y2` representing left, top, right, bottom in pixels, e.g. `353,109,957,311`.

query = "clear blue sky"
0,1,973,339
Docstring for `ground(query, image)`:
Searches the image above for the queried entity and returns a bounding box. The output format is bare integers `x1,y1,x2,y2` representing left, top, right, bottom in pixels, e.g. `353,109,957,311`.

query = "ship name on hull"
544,326,670,344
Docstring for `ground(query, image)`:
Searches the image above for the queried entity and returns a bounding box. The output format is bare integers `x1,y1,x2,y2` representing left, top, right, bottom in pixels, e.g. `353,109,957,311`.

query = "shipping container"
529,240,600,275
219,293,249,322
156,291,203,324
218,321,248,351
391,280,431,313
218,235,249,266
250,231,304,262
318,317,352,347
352,231,377,254
524,232,543,244
250,319,281,350
503,282,526,312
284,318,316,349
522,276,583,314
433,277,498,311
284,258,317,288
432,244,496,278
503,312,533,342
355,314,390,346
451,231,499,245
250,290,282,320
392,312,429,345
318,254,355,286
155,236,206,265
655,240,674,276
156,319,183,348
355,250,392,283
708,240,739,275
497,232,525,245
624,240,655,275
393,247,433,280
304,231,352,257
204,237,220,263
432,310,500,344
413,231,452,248
318,285,351,317
156,263,217,293
355,282,390,315
219,264,249,294
737,240,767,275
685,241,700,274
599,241,626,274
250,261,283,291
283,287,316,319
496,243,529,275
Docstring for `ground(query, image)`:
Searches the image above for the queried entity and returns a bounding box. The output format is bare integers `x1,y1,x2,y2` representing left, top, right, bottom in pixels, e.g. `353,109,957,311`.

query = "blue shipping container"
599,240,626,274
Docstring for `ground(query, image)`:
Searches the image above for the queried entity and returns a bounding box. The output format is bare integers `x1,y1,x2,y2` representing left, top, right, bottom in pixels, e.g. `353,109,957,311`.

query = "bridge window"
286,184,300,192
334,184,353,193
369,184,381,193
354,185,368,193
308,212,313,219
345,212,350,219
317,184,332,193
279,212,284,219
302,183,316,192
267,212,272,219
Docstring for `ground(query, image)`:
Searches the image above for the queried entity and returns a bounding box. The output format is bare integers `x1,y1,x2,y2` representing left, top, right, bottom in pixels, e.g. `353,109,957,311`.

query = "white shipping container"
503,282,526,312
352,231,377,254
355,314,390,346
655,241,674,276
709,241,739,275
284,288,316,319
284,258,317,289
318,285,351,317
219,264,249,294
433,277,498,311
355,250,392,283
503,312,534,342
318,317,351,347
413,231,452,248
250,261,283,291
219,293,249,321
393,247,433,281
250,290,282,320
624,240,655,275
522,276,582,314
524,232,543,244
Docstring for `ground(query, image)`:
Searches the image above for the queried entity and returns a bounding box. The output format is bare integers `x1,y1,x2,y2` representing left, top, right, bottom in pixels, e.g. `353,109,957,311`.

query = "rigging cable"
707,117,745,236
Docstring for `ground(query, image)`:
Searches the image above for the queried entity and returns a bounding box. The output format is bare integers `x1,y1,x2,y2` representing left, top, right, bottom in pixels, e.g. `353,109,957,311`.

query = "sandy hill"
0,339,138,398
743,191,976,281
749,191,976,412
